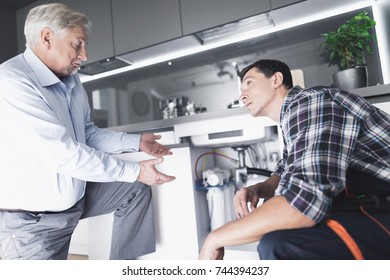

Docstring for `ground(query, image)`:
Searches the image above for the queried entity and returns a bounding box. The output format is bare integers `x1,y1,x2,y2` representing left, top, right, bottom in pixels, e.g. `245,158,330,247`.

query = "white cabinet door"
68,219,89,255
138,146,200,259
88,146,202,259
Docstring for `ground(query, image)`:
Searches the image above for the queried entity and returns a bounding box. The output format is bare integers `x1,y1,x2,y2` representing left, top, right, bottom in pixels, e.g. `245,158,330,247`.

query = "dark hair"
239,59,293,89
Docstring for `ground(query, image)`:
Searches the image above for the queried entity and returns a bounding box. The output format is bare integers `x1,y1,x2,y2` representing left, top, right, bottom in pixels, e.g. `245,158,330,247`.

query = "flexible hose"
247,167,272,177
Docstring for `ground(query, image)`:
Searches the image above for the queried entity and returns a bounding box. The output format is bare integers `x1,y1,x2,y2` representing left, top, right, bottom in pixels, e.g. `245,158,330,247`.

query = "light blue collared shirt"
0,48,141,211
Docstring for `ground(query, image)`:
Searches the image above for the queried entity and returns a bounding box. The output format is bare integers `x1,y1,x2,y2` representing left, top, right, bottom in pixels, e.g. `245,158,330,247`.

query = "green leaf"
320,10,376,69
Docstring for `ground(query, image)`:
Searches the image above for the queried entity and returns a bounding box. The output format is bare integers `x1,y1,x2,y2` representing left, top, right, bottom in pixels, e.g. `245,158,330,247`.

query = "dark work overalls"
258,167,390,260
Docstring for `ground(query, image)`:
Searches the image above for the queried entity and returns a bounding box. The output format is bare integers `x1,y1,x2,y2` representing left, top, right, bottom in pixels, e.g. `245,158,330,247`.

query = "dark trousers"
258,209,390,259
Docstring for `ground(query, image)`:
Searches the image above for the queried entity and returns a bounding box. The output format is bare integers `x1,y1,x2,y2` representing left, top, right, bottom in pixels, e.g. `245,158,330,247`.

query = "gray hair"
24,3,91,48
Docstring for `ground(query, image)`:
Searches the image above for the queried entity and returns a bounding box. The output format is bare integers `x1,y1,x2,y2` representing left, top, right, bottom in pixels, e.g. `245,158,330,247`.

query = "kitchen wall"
87,35,348,127
0,5,17,63
82,5,383,127
90,75,241,127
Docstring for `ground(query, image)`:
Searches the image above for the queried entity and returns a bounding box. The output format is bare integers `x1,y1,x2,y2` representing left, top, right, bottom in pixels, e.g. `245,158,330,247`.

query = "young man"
0,3,175,260
199,59,390,260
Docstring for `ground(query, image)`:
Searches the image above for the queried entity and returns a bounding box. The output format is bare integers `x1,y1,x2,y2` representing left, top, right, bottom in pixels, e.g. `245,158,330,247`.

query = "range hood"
193,13,273,45
79,57,132,75
79,13,274,82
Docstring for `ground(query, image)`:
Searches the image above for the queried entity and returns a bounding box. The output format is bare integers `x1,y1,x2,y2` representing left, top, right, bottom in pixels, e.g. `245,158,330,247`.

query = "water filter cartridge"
206,187,226,230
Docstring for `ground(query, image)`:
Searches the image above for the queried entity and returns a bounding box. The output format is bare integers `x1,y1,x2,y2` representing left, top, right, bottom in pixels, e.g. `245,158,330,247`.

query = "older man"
0,3,175,260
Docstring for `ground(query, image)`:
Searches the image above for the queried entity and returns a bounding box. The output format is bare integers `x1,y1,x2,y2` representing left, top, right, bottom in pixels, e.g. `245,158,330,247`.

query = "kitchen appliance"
202,168,235,230
159,96,189,119
206,186,235,230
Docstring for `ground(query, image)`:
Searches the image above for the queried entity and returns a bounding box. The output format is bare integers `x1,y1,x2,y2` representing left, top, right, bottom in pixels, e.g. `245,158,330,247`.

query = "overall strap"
326,219,364,260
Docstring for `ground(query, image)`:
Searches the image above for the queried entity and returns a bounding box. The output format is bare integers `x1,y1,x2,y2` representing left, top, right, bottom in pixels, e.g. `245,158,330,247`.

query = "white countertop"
108,84,390,135
109,106,251,133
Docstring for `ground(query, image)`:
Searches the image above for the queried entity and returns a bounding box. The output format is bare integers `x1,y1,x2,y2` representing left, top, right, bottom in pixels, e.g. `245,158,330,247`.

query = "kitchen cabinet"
57,0,114,65
0,5,17,63
111,0,182,55
15,0,312,69
180,0,271,35
16,0,54,54
87,145,211,260
68,219,89,255
271,0,305,10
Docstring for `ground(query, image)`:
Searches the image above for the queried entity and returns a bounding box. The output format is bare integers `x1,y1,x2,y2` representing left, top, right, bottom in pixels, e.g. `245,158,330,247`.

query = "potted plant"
320,10,376,90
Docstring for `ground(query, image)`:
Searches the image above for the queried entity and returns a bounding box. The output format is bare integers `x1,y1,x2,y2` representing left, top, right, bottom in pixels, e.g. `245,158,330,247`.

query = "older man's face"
47,26,88,77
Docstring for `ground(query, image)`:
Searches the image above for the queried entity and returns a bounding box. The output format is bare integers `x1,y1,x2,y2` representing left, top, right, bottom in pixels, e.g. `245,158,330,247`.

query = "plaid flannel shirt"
273,86,390,223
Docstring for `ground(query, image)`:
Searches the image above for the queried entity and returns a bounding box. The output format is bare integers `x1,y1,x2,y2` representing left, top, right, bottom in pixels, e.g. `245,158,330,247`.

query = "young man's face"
239,67,277,118
46,26,88,77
